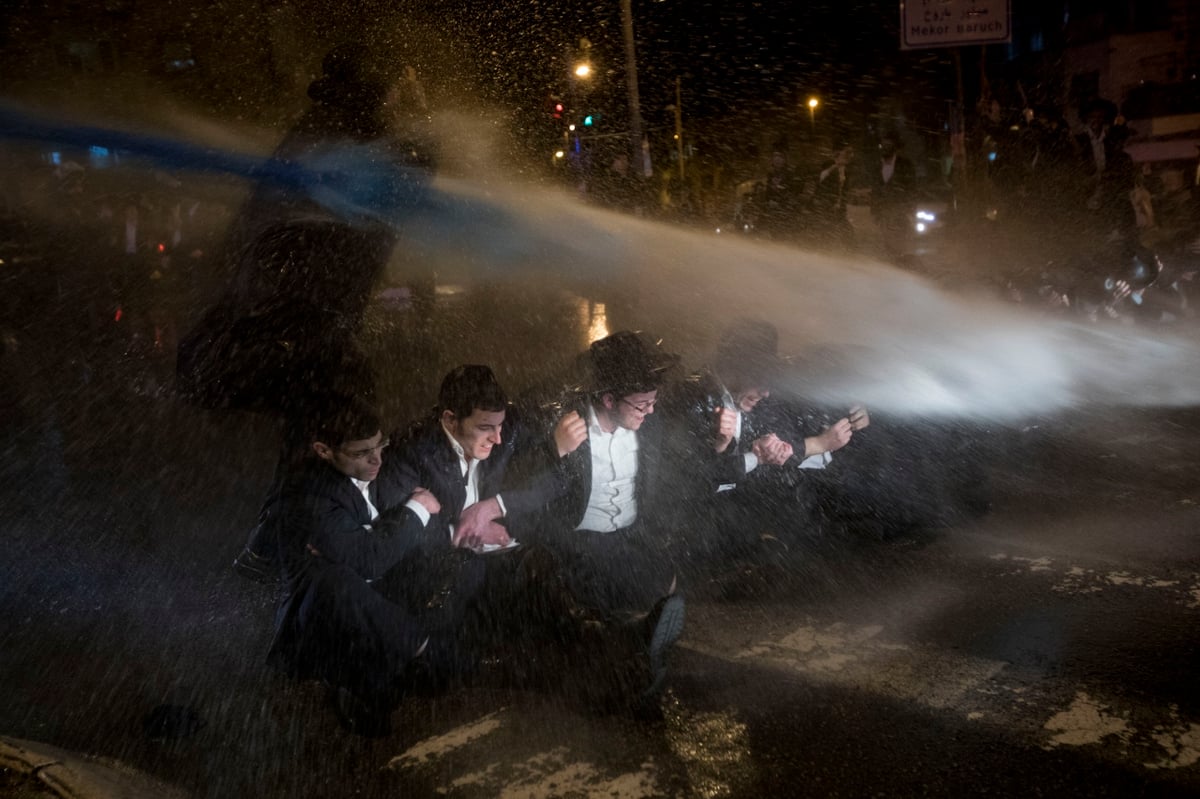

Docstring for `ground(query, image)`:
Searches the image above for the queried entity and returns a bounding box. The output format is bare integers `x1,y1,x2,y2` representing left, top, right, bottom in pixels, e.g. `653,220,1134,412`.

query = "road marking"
388,711,504,768
987,552,1200,605
1042,692,1130,747
717,620,1006,710
388,709,675,798
1146,706,1200,770
688,611,1200,773
387,698,754,797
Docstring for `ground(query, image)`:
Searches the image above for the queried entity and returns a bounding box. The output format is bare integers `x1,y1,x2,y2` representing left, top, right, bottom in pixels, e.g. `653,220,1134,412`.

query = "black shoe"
327,684,392,738
642,594,685,699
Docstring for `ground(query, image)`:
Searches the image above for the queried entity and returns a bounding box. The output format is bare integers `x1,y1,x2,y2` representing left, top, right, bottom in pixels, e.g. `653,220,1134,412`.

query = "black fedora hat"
714,318,788,389
589,331,678,396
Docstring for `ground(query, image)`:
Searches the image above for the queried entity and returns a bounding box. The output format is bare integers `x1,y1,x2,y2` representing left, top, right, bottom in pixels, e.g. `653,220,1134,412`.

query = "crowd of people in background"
573,92,1198,266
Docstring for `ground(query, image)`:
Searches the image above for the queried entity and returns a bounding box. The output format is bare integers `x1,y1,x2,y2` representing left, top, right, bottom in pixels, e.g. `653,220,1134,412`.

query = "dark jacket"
503,394,668,537
665,369,796,497
870,154,916,220
268,456,429,676
666,370,851,496
377,408,558,543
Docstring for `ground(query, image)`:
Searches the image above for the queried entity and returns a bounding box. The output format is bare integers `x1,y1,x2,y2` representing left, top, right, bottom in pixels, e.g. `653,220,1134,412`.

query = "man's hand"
475,521,512,549
409,487,441,515
808,418,853,456
714,407,738,453
554,411,588,457
848,405,870,432
751,433,794,466
453,497,504,550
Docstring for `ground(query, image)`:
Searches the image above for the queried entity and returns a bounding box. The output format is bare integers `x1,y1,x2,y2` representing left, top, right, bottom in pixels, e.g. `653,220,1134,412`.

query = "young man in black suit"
378,364,556,552
375,365,560,674
502,331,687,701
267,397,446,736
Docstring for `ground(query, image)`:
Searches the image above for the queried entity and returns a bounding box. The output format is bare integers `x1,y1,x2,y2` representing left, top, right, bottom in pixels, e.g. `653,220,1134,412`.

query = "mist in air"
384,170,1200,420
6,100,1198,422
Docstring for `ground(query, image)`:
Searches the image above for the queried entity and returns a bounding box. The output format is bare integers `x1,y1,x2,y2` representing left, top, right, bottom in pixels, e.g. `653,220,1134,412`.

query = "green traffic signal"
583,115,593,126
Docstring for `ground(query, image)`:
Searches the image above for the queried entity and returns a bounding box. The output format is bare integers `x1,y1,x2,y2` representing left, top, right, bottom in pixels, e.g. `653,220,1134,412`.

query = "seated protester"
499,331,687,703
375,365,562,658
379,364,554,550
668,319,867,572
761,390,989,542
267,397,452,737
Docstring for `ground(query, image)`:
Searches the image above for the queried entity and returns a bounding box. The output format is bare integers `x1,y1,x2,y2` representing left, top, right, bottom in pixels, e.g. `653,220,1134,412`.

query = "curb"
0,737,189,799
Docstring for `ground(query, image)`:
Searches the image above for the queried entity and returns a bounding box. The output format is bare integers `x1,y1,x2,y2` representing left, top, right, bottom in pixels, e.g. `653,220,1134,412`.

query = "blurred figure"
806,141,856,250
1075,99,1135,240
175,42,437,580
1148,167,1198,247
590,150,645,213
750,148,805,240
869,130,915,257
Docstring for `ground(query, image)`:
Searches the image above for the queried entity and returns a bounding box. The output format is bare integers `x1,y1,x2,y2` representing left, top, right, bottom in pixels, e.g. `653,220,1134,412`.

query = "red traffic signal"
553,102,564,119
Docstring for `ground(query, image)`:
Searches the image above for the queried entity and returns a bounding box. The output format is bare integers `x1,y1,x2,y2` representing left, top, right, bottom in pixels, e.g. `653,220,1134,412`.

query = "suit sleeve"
291,482,429,582
498,410,571,518
376,429,429,506
661,379,747,494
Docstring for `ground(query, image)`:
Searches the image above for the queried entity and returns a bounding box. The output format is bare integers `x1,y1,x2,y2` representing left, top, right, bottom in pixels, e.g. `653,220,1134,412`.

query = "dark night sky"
410,0,1072,129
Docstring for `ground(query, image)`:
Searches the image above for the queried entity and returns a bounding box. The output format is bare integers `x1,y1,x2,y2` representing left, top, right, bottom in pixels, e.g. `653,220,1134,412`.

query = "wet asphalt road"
3,220,1200,797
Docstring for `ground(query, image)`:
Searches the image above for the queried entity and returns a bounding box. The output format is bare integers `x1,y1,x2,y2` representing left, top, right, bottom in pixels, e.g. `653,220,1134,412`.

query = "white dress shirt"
576,404,639,532
441,423,507,539
350,477,379,521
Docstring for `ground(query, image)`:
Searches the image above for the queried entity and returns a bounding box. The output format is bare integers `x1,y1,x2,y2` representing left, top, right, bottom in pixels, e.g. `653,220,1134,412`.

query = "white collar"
587,402,628,437
440,421,470,465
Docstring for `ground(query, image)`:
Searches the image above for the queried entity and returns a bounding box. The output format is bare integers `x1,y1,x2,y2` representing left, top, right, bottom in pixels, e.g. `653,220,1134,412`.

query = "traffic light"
553,101,564,120
583,114,593,126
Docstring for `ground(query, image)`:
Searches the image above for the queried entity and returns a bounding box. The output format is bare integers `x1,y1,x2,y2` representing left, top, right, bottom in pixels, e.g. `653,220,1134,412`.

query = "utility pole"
674,76,684,181
620,0,644,175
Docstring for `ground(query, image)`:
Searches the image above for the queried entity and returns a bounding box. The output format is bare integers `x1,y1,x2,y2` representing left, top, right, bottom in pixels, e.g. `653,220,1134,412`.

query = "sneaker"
642,594,685,699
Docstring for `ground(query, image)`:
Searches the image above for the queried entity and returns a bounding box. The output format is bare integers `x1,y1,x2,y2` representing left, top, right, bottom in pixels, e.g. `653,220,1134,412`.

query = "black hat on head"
306,43,395,135
715,318,787,391
589,331,678,397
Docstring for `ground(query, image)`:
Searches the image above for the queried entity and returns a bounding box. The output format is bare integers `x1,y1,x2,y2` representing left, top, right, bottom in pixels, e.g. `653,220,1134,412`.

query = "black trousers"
541,523,676,617
291,563,424,706
291,548,487,706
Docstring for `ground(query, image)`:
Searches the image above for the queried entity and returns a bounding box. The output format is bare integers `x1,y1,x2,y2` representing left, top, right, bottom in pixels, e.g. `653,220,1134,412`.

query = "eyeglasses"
339,441,389,460
620,397,657,414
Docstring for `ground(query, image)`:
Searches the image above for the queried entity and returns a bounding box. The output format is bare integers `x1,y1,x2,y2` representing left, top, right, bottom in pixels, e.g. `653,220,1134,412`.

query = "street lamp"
807,97,819,133
574,63,592,79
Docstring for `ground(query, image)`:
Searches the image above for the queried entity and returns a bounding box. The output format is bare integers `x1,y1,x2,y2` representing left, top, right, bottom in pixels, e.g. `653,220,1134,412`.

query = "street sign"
901,0,1011,50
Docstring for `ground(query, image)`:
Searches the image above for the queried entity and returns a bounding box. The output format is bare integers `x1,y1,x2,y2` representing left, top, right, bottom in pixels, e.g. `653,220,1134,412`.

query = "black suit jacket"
504,395,667,537
870,154,916,218
268,456,429,673
377,408,555,543
665,369,778,496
